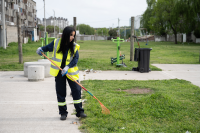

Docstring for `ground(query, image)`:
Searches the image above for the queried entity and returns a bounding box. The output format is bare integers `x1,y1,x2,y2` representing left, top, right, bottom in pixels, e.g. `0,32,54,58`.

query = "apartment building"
0,0,36,27
0,0,39,45
44,16,69,30
37,17,42,25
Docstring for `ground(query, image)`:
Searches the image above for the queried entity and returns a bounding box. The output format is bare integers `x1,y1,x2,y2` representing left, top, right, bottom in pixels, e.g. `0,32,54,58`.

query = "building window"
5,15,9,21
11,3,14,9
11,17,14,22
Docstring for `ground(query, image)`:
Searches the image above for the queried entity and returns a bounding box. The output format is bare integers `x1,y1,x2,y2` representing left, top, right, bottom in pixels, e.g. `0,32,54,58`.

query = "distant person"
84,32,85,35
36,26,87,120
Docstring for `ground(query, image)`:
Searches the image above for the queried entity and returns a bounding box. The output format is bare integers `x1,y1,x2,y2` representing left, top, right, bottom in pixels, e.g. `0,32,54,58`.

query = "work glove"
61,66,69,77
36,47,44,56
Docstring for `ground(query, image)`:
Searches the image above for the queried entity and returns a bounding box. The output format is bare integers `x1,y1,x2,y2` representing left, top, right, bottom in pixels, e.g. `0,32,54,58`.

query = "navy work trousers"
55,71,84,117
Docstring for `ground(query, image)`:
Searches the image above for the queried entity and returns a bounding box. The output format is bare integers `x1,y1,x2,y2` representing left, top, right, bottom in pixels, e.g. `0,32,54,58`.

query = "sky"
34,0,147,28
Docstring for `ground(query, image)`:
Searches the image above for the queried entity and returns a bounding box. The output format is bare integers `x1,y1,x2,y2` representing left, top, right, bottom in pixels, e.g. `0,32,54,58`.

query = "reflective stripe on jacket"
50,38,80,81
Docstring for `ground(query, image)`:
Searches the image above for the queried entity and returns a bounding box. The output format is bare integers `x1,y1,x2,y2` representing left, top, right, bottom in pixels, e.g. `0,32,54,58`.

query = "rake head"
100,104,110,115
93,96,110,114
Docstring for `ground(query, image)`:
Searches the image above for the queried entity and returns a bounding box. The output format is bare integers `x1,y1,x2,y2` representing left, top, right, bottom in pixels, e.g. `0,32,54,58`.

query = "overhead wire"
67,18,118,24
37,6,44,11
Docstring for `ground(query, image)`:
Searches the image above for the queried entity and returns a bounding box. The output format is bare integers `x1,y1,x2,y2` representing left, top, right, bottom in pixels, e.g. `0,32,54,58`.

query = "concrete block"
28,65,44,81
38,59,51,63
24,62,51,78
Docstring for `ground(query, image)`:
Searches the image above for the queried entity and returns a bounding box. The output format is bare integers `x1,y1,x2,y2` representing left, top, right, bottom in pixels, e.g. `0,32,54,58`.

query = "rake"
41,52,110,115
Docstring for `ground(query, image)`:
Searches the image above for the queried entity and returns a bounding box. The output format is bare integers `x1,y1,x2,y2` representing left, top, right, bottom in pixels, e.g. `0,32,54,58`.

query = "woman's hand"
36,47,44,56
61,66,69,76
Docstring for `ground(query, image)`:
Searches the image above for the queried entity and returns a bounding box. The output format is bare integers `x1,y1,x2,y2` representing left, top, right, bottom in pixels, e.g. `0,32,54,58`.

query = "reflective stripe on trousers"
58,102,66,106
73,99,82,104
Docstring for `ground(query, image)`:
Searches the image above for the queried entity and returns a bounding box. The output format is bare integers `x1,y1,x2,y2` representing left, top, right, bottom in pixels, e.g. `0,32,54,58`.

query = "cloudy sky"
34,0,147,28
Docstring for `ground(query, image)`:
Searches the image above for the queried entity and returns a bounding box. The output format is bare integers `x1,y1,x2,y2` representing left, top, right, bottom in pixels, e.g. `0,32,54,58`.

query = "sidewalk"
0,64,199,133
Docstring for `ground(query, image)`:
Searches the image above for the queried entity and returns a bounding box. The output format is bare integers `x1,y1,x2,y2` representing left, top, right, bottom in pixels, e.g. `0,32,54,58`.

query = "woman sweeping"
36,26,87,120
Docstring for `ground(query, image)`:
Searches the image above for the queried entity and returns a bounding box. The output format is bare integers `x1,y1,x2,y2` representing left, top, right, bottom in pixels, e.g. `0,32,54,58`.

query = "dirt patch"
117,88,152,94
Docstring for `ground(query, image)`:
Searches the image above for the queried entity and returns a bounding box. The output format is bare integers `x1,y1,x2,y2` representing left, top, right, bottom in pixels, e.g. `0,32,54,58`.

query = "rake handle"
41,52,87,91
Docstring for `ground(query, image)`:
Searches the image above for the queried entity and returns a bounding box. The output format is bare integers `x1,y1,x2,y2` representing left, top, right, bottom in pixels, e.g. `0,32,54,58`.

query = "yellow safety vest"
50,38,80,81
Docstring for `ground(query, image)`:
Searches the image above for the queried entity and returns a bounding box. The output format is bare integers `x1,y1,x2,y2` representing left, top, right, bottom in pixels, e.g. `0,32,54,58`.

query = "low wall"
7,25,18,44
196,38,200,43
6,26,39,44
155,33,197,43
76,35,107,41
155,36,166,42
167,34,183,42
24,37,28,44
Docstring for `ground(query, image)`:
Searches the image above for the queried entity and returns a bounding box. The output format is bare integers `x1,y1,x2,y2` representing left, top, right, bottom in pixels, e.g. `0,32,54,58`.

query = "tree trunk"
168,20,178,44
186,32,191,42
175,33,177,44
165,34,167,41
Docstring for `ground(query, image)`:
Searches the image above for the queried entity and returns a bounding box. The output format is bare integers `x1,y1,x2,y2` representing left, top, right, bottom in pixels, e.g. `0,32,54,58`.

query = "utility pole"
53,10,55,37
44,0,46,35
59,19,60,33
102,30,103,36
118,18,120,37
63,19,64,30
73,17,76,42
130,17,135,61
124,26,126,40
17,12,23,64
1,0,6,49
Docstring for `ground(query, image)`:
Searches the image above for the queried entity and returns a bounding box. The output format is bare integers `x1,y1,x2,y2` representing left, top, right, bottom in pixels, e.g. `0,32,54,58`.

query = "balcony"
28,7,33,12
5,9,9,15
7,0,15,3
28,16,33,22
9,10,13,16
14,4,18,10
18,2,25,9
24,0,28,4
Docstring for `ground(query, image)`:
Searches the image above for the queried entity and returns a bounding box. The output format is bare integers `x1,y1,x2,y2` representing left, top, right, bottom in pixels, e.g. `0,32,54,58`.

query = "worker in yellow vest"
36,26,87,120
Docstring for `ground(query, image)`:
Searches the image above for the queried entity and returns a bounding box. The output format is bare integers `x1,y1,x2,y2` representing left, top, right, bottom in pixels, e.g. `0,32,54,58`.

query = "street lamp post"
53,10,55,37
44,0,46,35
1,0,6,49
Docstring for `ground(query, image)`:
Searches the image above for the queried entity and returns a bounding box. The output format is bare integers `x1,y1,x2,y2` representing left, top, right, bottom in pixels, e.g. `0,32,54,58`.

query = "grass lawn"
80,79,200,133
0,40,199,71
0,40,54,71
1,40,200,132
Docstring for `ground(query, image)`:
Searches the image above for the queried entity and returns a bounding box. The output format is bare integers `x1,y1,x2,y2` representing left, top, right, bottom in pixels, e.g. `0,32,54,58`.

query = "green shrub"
194,27,200,38
28,38,32,43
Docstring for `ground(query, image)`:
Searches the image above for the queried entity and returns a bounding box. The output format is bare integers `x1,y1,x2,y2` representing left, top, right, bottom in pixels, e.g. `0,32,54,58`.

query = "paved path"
0,71,81,133
0,64,199,133
152,64,200,87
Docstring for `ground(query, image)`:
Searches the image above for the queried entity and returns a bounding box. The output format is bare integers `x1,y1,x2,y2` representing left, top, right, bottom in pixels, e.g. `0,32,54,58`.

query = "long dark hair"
57,26,76,56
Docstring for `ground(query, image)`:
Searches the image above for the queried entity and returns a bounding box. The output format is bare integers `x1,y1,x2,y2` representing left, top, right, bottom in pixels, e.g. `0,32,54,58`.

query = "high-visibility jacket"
50,38,80,81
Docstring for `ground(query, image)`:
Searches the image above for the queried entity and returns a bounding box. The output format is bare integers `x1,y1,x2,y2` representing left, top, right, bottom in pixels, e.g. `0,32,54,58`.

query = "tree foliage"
140,0,156,33
96,28,109,36
120,29,131,39
108,29,117,37
76,24,95,35
141,0,200,43
46,25,59,33
38,24,44,31
38,24,59,33
194,25,200,38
